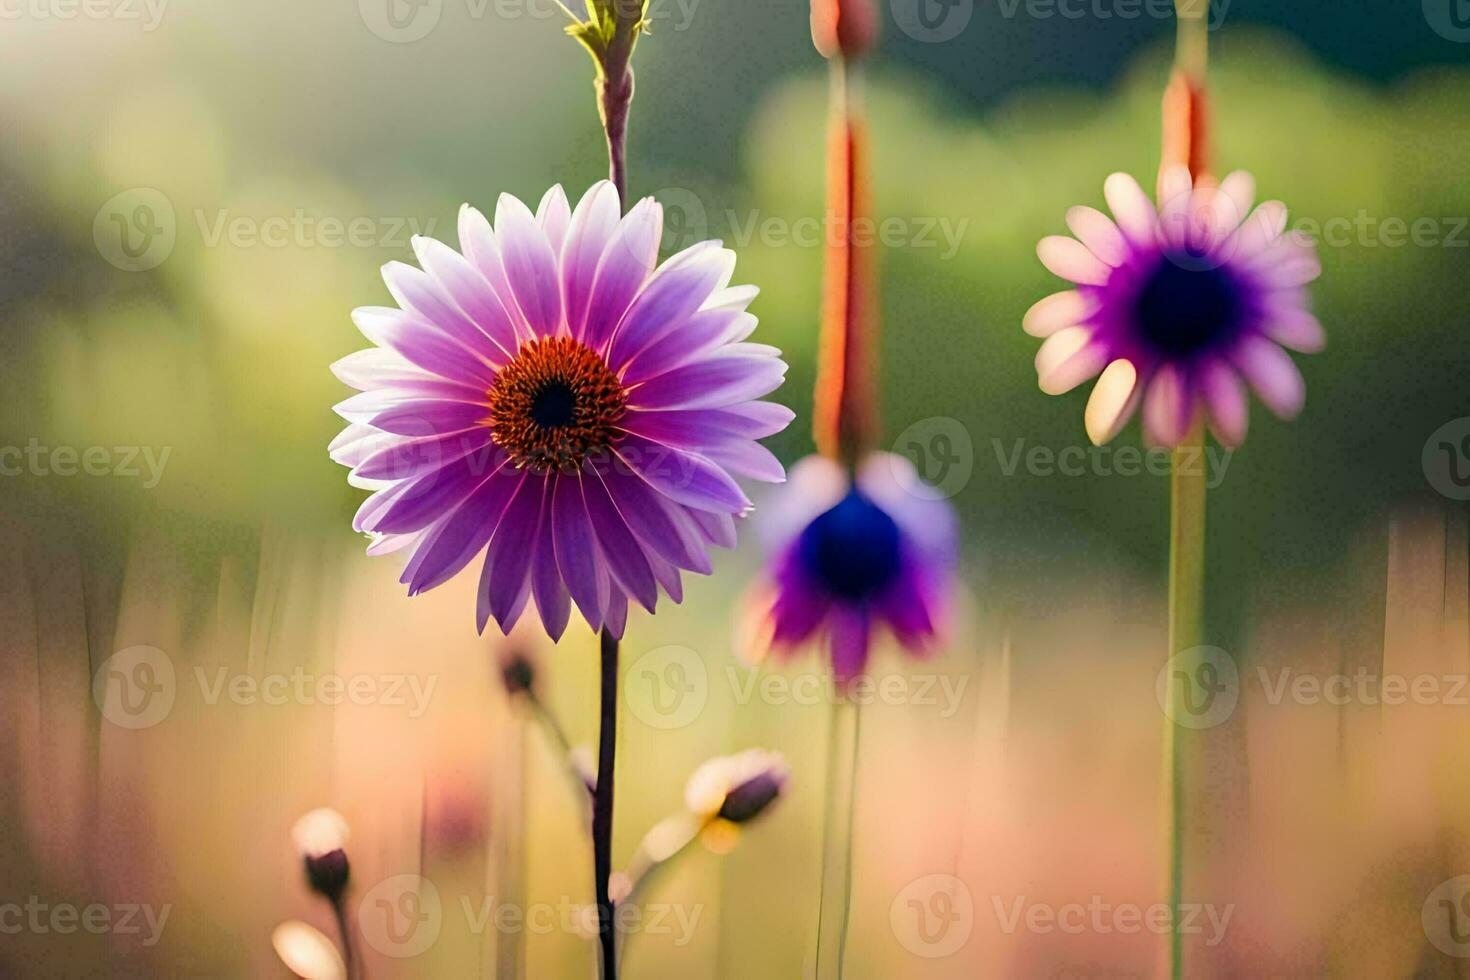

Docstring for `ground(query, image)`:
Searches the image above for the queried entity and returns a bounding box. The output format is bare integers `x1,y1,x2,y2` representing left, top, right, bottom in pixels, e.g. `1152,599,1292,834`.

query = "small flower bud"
685,749,789,825
717,768,787,824
291,808,351,903
811,0,877,60
498,646,537,698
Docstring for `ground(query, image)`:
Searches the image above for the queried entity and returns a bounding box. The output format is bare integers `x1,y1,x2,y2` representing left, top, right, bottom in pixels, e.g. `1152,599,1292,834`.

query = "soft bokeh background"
2,1,1469,977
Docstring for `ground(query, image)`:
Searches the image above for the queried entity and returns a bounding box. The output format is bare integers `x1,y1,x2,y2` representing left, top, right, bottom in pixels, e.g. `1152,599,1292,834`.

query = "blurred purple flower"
1027,165,1324,447
743,454,956,688
330,182,792,640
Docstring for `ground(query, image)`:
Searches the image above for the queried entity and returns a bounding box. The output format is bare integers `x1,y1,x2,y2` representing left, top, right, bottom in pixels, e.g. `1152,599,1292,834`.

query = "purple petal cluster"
746,454,956,686
331,183,792,639
1028,165,1324,446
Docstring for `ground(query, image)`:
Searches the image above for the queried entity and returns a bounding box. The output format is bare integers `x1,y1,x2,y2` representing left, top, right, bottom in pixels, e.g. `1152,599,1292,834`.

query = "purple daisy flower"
744,453,956,687
1026,164,1324,447
329,183,793,641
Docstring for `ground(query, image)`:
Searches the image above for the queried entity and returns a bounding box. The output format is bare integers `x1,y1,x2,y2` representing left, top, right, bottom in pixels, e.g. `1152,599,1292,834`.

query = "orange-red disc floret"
488,337,627,473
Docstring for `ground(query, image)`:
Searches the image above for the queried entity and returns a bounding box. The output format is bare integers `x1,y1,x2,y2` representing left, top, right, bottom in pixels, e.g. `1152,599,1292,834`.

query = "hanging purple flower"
1026,164,1324,447
330,183,793,640
744,453,956,687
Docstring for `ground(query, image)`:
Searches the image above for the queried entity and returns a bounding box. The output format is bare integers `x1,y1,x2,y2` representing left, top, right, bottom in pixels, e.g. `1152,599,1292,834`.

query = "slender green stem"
1164,422,1206,980
1174,0,1209,82
525,692,596,811
815,698,862,979
617,813,711,970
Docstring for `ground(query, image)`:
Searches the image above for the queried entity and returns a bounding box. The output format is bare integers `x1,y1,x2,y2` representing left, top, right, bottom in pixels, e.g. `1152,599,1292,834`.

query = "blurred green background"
2,1,1469,977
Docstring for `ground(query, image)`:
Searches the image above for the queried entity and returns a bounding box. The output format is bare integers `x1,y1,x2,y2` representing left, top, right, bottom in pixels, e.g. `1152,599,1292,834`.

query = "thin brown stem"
593,628,619,980
331,896,359,980
595,0,643,206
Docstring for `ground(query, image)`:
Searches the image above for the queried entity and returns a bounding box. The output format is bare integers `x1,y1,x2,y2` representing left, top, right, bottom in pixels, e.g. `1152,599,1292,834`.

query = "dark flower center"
798,490,902,602
1133,253,1244,358
718,771,785,824
530,382,576,429
489,337,626,473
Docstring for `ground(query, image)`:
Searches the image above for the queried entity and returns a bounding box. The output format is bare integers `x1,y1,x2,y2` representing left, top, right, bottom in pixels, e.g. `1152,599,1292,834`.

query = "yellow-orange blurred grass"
1,499,1468,977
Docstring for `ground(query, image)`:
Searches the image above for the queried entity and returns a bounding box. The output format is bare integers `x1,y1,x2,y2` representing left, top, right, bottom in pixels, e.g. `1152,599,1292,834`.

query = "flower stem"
595,0,642,205
814,698,862,979
814,58,877,470
1162,6,1209,976
1173,0,1209,84
330,896,359,980
527,691,597,808
1163,421,1206,980
599,73,631,205
617,813,710,970
593,627,620,980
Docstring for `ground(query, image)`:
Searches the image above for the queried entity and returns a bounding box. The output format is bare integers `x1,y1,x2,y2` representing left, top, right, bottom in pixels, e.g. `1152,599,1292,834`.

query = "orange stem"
813,62,878,468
